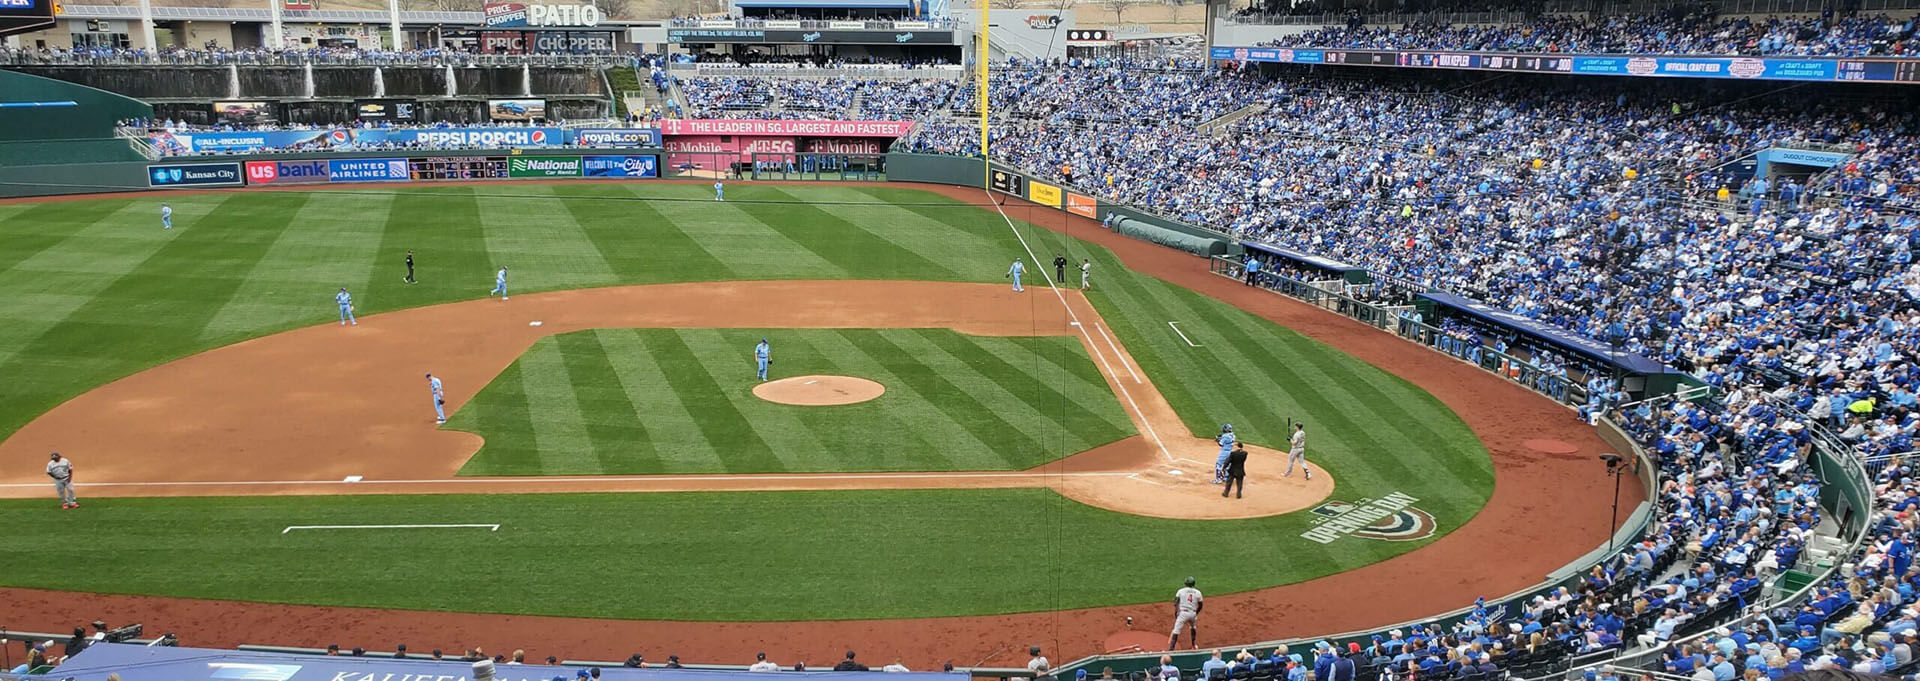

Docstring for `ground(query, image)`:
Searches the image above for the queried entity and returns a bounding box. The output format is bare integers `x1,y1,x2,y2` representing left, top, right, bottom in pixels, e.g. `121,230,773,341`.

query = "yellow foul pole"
976,0,989,185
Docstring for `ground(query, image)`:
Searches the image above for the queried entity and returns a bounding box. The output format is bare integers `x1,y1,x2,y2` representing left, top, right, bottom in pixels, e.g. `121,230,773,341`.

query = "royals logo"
1026,14,1060,29
1302,493,1437,544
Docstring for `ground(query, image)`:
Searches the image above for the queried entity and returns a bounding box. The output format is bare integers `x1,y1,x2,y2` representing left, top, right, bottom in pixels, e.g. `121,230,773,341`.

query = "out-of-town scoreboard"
0,0,57,37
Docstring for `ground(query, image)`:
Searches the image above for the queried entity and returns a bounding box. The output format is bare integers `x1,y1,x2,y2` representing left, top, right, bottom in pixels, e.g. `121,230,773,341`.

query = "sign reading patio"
482,1,602,28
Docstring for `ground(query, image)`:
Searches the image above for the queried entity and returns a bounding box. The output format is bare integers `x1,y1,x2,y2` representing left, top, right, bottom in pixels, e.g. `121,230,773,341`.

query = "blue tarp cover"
52,644,969,681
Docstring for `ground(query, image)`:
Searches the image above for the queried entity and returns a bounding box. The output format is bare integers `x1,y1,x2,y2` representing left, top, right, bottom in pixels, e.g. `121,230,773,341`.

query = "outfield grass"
0,182,1496,619
453,328,1135,474
0,489,1461,620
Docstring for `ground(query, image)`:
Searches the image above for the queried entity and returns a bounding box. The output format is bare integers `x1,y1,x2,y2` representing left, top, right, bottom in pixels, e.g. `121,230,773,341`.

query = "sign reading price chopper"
476,1,616,54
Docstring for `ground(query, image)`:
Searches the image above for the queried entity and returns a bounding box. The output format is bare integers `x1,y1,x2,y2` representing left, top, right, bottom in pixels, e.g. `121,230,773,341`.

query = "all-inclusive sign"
508,155,583,178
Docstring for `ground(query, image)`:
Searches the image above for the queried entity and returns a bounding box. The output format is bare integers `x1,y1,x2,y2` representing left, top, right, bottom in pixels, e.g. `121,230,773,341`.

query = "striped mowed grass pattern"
0,184,1037,444
452,328,1136,475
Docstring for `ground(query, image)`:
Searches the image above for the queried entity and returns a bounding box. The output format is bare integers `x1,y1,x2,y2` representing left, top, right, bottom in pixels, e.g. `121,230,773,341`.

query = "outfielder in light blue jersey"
1213,424,1235,483
489,266,509,300
335,287,356,325
755,338,771,381
715,181,725,201
427,373,446,423
160,203,172,230
1007,258,1025,292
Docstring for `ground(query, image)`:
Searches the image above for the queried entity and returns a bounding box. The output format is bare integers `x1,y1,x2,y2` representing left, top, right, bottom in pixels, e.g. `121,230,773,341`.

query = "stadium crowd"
1260,10,1920,56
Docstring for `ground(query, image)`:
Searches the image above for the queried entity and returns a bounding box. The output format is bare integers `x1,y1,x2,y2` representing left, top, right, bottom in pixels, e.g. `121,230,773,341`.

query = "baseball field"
0,181,1628,665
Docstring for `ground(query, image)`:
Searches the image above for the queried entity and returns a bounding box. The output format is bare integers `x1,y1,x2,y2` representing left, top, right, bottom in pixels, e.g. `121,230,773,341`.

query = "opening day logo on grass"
1302,493,1436,544
508,156,583,178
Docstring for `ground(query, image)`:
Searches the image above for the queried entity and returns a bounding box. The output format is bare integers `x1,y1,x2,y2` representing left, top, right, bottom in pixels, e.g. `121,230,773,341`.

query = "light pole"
1601,452,1627,552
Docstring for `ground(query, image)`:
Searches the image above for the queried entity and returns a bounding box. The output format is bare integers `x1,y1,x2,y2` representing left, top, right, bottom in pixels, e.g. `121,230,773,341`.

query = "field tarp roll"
1111,217,1226,256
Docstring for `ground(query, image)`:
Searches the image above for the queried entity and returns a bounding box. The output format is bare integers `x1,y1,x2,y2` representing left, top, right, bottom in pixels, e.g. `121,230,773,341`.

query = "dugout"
1240,241,1368,285
1416,291,1670,393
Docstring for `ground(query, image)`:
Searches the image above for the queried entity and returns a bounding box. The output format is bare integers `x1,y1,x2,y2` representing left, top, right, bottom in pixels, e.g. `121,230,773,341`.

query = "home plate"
529,321,544,327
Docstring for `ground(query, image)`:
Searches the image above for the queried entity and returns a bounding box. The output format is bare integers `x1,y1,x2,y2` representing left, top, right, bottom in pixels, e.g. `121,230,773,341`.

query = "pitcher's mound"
753,375,886,406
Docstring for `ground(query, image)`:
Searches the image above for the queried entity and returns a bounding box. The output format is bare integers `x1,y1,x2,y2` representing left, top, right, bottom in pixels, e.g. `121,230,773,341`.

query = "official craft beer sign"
482,1,602,28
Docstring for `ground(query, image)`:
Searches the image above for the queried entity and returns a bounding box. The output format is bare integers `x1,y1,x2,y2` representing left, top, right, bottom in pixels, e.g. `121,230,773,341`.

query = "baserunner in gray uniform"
1285,423,1312,480
47,452,76,509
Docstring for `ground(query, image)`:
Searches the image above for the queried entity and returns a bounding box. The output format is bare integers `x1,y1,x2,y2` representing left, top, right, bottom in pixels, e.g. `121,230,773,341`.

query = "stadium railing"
1539,406,1875,680
1204,256,1591,409
665,63,965,81
234,644,1029,678
0,52,636,67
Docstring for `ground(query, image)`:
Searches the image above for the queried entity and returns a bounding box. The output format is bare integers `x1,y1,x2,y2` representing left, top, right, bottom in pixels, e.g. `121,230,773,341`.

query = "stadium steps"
1197,103,1266,137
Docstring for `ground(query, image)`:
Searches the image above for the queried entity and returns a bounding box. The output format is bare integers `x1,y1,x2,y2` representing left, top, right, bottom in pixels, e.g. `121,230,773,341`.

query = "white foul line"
0,470,1137,490
1094,323,1141,384
283,523,499,535
1168,321,1201,347
985,190,1173,463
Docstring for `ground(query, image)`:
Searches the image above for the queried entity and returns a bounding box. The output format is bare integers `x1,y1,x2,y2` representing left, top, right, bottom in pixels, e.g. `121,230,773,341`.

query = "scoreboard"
0,0,56,38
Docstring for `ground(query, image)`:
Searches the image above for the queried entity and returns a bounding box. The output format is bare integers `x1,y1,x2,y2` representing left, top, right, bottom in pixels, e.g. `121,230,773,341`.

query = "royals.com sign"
575,128,662,148
509,155,583,178
147,162,245,188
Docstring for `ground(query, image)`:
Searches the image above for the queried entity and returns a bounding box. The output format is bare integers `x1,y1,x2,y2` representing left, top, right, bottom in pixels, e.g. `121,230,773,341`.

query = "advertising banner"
489,98,547,121
149,129,351,154
509,155,584,178
147,162,244,188
803,138,885,154
533,31,614,53
575,127,662,147
373,126,563,147
667,28,953,44
283,0,314,10
827,20,864,29
1027,180,1061,207
481,31,526,53
989,168,1023,195
483,1,601,27
1066,192,1097,218
1207,45,1920,84
212,100,274,124
763,19,801,28
659,119,915,137
244,159,332,184
584,155,659,178
328,158,411,182
354,99,418,122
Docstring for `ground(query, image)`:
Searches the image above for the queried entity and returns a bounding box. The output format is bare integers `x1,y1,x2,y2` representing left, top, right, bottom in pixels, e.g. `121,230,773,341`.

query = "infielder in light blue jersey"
489,266,509,300
427,373,446,424
160,203,172,230
1213,424,1235,483
715,181,725,201
755,338,771,381
335,287,356,326
1007,258,1025,292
